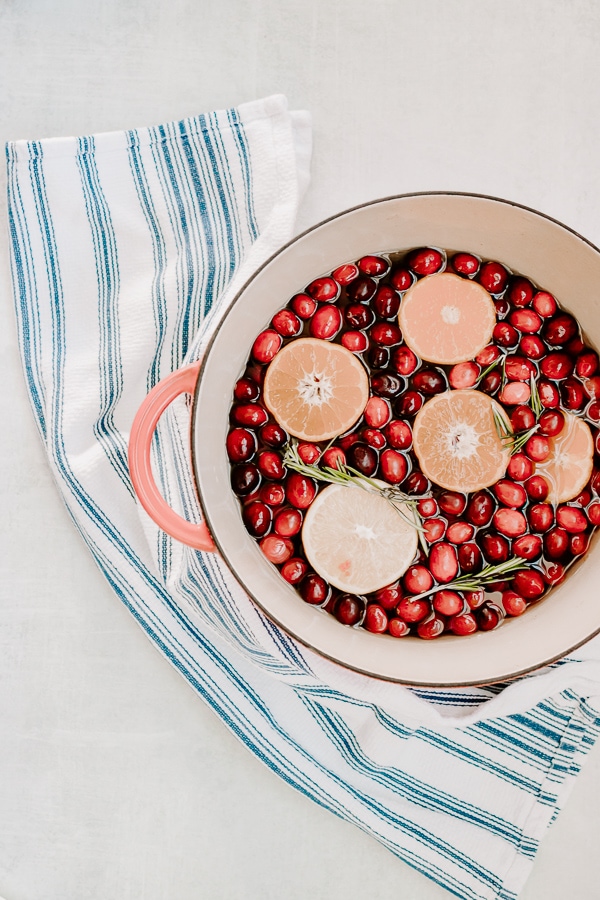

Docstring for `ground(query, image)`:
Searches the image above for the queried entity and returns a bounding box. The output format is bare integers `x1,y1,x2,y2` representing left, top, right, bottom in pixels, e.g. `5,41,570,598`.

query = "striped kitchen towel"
6,93,600,900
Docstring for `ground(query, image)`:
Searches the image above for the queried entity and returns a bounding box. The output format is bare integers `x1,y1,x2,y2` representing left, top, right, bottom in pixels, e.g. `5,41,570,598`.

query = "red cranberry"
532,291,557,317
347,443,378,477
493,323,519,347
449,612,478,635
371,373,404,398
496,297,511,319
309,304,342,340
368,345,390,369
396,391,423,416
477,603,505,631
476,344,501,366
231,403,269,428
466,491,495,526
403,471,429,494
392,346,419,376
397,596,430,622
252,329,282,363
260,483,285,506
480,532,510,563
358,255,389,277
390,268,413,292
227,428,257,463
525,475,549,501
273,507,303,537
424,517,447,543
412,369,447,395
364,604,389,633
586,400,600,422
271,309,302,337
385,420,412,450
538,380,560,407
479,261,509,294
243,501,273,537
429,542,459,583
451,252,479,275
372,583,403,610
333,594,365,625
234,377,260,402
520,335,546,360
561,378,586,410
465,589,485,609
499,382,531,405
332,263,359,285
458,542,483,573
362,428,386,449
544,527,570,559
538,409,564,437
504,356,536,382
380,449,408,484
525,434,550,462
493,508,527,537
507,453,533,481
479,370,501,395
556,505,588,533
574,488,592,507
388,618,411,637
297,443,320,464
341,330,368,353
438,491,467,516
502,590,527,616
570,533,590,555
403,565,434,594
257,450,285,480
507,277,535,308
418,498,438,517
260,422,287,447
449,361,479,389
345,303,375,330
373,285,400,318
306,276,339,303
513,569,545,599
583,375,600,400
542,562,565,586
577,351,599,379
587,502,600,526
286,473,317,509
512,533,542,560
300,573,330,605
260,534,293,564
493,480,527,508
433,589,464,616
567,336,585,355
364,396,391,428
371,322,402,346
543,314,577,346
446,521,474,544
280,557,308,584
231,463,261,496
321,446,346,469
337,432,361,451
407,247,444,275
540,352,574,380
291,293,317,319
417,615,445,639
510,405,536,431
347,276,377,303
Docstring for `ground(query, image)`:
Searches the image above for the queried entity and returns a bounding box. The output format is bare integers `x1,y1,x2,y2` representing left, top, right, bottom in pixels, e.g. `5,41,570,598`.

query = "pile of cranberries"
227,247,600,640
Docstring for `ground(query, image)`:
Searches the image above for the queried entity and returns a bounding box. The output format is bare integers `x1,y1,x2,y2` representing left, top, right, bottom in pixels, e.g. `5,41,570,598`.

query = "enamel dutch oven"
128,192,600,687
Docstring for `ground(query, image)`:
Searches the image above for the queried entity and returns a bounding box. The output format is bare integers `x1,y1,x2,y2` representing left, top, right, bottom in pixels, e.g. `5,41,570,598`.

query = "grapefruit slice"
399,272,497,364
412,389,511,492
263,337,369,441
301,484,419,594
535,412,594,503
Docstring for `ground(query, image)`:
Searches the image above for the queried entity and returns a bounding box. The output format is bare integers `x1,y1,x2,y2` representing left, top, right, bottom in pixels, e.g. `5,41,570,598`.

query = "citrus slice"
398,272,497,364
412,389,511,492
535,412,594,503
263,337,369,441
301,484,418,594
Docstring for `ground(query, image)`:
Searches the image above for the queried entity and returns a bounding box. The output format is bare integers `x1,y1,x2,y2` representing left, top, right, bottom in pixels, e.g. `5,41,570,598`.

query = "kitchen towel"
6,93,600,900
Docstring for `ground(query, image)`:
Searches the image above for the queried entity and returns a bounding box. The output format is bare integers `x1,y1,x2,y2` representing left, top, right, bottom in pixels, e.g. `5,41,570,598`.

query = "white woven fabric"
6,93,600,900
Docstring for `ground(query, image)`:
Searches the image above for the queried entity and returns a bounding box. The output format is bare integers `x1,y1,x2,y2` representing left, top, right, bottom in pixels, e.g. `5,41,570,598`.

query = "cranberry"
347,443,378,477
538,409,564,437
234,377,261,402
540,352,574,380
466,491,495,526
388,618,411,637
260,534,293,564
358,255,389,277
542,562,565,586
477,604,505,631
363,428,386,449
567,336,585,355
407,247,444,275
227,428,257,463
321,446,346,469
479,261,509,294
371,322,402,346
341,330,368,353
525,475,549,501
502,590,527,616
433,590,464,616
499,382,531,405
271,309,302,337
251,329,282,364
571,533,590,555
446,521,474,544
587,502,600,526
291,293,317,319
451,252,479,275
364,604,389,633
297,442,320,464
231,403,269,428
577,351,599,379
243,501,273,537
507,277,535,308
412,369,447,395
306,276,339,303
480,532,510,563
347,276,377,303
532,291,557,317
544,527,570,559
493,296,510,318
371,373,404,398
403,471,430,495
363,397,391,429
373,285,400,318
449,612,478,635
332,263,359,285
556,505,588,533
300,573,330,605
392,346,419,376
273,507,303,537
380,449,408,484
561,378,586,410
476,344,501,366
390,268,413,292
280,557,308,584
396,391,423,416
587,401,600,422
583,375,600,400
493,323,519,347
345,303,375,330
424,517,447,543
332,594,364,625
543,314,577,346
520,335,546,360
368,345,390,369
438,491,467,516
457,542,483,573
403,565,434,594
449,361,480,389
504,356,536,382
510,405,536,431
538,380,560,407
260,422,287,447
286,473,317,509
337,432,361,451
260,483,285,506
385,420,412,450
429,542,458,583
418,498,438,517
513,569,545,599
397,596,430,622
493,480,527,508
574,488,592,507
231,463,261,496
257,450,285,480
417,616,445,639
512,533,542,560
479,370,501,396
309,304,342,340
464,589,484,610
507,453,533,482
493,508,527,537
524,434,550,462
373,583,403,610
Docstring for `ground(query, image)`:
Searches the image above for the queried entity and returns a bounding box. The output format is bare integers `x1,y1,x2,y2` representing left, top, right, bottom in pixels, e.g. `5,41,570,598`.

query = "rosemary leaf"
407,556,528,602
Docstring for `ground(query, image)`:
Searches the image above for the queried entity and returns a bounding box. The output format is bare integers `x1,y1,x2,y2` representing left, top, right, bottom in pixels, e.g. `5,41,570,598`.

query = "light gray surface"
1,1,599,898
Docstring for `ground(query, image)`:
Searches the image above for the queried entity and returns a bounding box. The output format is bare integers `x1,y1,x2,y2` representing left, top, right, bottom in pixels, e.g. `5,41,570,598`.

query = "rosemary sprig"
492,405,539,455
530,372,543,419
475,358,502,386
407,557,528,602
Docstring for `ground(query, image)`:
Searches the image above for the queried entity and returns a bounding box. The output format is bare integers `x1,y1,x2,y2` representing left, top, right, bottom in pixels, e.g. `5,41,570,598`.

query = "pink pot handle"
128,361,216,551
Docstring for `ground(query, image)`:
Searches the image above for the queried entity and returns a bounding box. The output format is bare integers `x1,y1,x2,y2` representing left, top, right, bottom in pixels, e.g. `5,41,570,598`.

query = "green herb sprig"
407,556,528,602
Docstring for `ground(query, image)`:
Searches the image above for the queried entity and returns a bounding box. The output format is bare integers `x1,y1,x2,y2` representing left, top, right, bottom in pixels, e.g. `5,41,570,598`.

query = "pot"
128,192,600,686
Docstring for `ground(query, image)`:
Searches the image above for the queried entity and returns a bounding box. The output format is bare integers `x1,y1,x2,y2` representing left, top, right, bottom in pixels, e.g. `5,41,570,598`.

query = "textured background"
1,1,599,898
